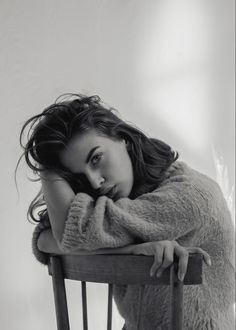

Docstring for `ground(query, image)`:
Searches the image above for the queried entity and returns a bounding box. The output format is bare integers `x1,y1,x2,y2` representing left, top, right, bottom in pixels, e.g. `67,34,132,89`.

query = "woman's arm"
38,229,135,255
40,171,75,246
38,168,211,253
60,180,207,252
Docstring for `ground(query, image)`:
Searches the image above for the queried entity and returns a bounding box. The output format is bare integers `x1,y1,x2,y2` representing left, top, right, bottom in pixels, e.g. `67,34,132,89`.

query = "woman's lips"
106,186,116,199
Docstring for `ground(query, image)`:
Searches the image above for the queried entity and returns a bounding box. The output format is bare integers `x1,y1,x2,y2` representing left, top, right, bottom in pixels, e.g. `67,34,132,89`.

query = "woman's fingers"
175,246,189,281
150,247,164,277
187,247,212,266
175,246,212,281
155,245,174,278
202,251,212,266
147,242,212,280
150,243,174,277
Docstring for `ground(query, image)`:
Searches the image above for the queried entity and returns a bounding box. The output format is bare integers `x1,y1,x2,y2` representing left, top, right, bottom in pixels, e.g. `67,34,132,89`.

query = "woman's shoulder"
159,160,222,196
163,160,214,182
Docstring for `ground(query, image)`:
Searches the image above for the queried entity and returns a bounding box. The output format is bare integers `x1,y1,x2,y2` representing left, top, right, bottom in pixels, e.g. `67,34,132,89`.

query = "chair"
47,253,203,330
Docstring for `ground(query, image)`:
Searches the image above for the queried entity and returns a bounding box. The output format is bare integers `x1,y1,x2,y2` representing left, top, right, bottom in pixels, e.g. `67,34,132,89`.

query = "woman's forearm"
38,229,135,255
40,171,75,245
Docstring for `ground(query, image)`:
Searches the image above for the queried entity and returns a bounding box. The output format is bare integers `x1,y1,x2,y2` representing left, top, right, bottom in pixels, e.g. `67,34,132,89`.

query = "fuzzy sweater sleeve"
61,176,206,252
32,214,51,265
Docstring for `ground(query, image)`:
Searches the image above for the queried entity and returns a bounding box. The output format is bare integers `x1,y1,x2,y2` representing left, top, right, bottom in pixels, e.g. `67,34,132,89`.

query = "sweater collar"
130,161,186,198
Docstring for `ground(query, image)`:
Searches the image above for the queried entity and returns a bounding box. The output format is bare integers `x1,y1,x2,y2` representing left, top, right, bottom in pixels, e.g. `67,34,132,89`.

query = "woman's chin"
114,191,128,201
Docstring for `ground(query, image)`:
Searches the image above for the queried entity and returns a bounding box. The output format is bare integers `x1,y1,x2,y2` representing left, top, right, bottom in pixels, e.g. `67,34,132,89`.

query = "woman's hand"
131,240,211,281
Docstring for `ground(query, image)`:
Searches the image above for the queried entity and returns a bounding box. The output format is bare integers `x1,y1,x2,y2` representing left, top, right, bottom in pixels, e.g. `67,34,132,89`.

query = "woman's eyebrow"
86,146,100,163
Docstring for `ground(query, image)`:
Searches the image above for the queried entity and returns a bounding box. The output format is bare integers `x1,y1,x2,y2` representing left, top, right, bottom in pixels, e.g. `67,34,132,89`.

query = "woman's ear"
122,139,131,150
125,140,130,150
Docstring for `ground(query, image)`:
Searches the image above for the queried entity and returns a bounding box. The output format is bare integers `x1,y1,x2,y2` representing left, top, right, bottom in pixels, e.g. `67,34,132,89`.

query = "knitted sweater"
32,161,235,330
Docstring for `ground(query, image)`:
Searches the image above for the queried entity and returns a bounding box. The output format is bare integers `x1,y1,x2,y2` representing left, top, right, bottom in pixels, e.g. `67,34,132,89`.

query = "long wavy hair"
16,93,179,224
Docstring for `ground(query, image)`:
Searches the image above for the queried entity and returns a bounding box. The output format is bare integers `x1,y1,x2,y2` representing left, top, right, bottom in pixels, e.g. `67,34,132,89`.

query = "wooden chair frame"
47,253,203,330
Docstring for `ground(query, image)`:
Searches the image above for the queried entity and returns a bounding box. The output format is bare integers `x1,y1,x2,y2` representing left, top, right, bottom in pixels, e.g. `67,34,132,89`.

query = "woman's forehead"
67,130,109,151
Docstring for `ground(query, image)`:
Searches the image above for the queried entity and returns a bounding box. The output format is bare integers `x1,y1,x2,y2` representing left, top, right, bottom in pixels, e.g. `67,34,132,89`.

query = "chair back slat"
50,257,70,330
81,281,88,330
107,284,113,330
136,285,145,330
169,263,184,330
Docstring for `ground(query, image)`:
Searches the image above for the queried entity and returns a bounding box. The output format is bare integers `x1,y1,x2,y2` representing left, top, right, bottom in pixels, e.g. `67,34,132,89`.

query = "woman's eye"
91,152,103,166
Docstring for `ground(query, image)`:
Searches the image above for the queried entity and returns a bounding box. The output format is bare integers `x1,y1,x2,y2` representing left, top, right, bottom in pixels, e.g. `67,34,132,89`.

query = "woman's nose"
87,171,105,190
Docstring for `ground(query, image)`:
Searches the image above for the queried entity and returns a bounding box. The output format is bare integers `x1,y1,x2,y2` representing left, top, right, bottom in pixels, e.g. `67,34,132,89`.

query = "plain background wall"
0,1,234,329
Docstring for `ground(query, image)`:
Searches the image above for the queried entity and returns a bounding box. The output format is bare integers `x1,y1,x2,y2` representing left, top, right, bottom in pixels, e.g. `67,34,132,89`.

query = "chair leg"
107,284,113,330
81,281,88,330
136,285,145,330
50,256,70,330
169,263,183,330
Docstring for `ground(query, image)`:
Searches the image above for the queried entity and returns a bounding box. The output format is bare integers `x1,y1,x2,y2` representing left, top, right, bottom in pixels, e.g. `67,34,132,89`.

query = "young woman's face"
59,130,134,200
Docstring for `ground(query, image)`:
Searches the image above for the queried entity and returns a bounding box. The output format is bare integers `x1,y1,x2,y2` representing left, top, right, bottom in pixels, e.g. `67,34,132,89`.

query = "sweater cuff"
31,218,51,265
61,192,95,251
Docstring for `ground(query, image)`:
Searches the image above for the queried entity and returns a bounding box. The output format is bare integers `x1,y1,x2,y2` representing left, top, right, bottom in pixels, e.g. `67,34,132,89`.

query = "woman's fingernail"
207,259,212,266
178,273,184,281
156,272,162,278
150,271,153,277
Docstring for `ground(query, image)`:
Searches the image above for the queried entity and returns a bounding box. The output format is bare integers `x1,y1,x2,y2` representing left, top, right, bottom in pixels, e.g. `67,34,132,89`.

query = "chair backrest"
48,253,203,330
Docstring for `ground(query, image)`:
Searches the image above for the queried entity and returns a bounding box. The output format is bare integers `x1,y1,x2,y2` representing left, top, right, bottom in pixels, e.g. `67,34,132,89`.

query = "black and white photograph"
1,1,235,329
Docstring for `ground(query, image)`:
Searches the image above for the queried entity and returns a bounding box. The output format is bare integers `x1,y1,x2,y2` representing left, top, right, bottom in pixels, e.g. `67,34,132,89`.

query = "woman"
18,94,234,329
